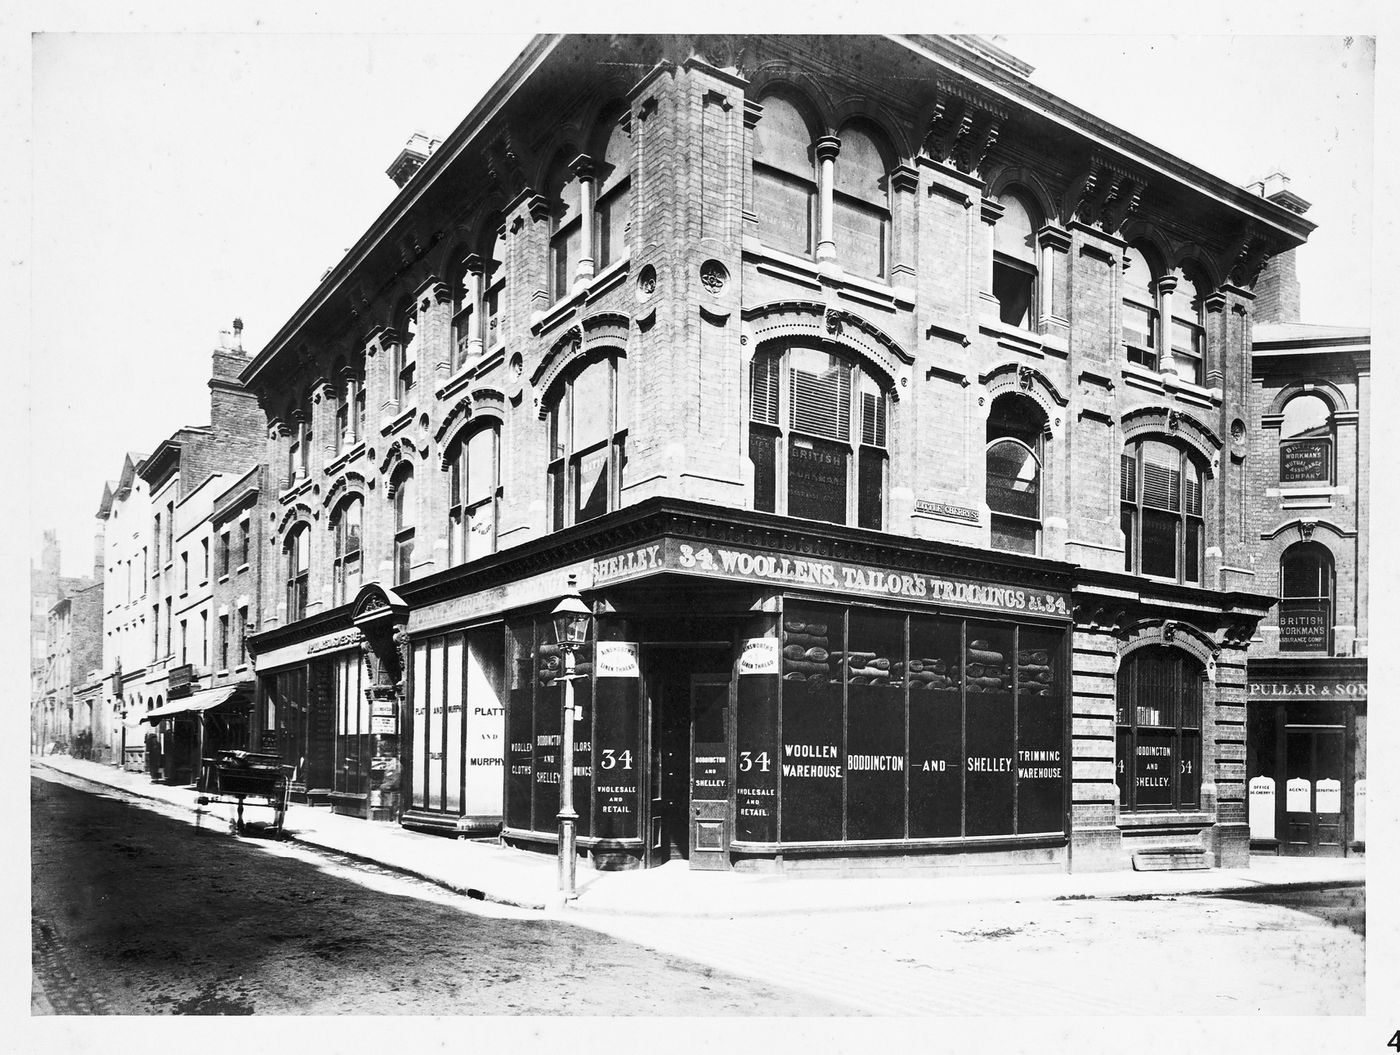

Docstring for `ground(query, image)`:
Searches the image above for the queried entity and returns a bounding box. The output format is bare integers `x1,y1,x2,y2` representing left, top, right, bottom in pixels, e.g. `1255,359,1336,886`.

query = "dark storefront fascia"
1245,655,1366,857
401,498,1079,872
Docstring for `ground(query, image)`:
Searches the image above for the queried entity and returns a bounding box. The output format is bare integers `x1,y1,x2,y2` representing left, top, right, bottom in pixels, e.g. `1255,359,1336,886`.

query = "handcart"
197,750,300,835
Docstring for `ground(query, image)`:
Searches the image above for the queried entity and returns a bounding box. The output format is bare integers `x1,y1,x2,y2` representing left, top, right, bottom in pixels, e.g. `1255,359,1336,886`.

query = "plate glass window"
1115,646,1202,811
448,425,500,565
753,96,816,258
986,394,1045,555
548,355,627,531
1121,440,1204,584
1279,542,1333,653
832,123,890,281
1122,244,1160,370
1279,393,1332,483
993,192,1038,331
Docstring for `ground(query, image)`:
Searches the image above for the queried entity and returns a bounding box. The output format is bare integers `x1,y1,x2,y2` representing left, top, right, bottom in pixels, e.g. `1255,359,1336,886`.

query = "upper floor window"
447,425,501,565
394,303,418,405
483,222,506,351
1279,542,1334,653
152,512,162,568
832,123,891,281
335,371,363,453
331,496,363,606
1279,393,1333,484
986,394,1046,555
548,354,628,530
217,532,230,578
1122,243,1160,370
285,524,310,622
1169,269,1206,385
201,539,210,582
450,248,475,371
392,469,416,586
1121,440,1204,584
749,344,887,530
164,502,174,557
548,157,584,302
753,95,816,258
594,114,632,272
1115,646,1202,812
239,519,251,568
993,191,1039,331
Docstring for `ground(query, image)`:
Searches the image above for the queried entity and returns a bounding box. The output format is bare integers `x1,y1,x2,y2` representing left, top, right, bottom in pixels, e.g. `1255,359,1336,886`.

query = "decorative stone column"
814,135,840,262
571,153,596,286
978,197,1004,307
1156,274,1179,378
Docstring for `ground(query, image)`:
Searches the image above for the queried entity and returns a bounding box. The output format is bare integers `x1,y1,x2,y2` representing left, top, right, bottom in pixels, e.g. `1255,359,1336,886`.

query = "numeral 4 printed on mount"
1386,1030,1399,1051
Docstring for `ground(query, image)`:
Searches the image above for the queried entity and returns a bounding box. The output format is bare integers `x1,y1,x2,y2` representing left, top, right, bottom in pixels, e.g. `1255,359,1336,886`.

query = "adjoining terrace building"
242,34,1314,875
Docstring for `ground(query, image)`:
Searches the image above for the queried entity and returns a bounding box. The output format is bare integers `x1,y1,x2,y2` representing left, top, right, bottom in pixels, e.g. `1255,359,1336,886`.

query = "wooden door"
1282,726,1346,857
689,675,732,871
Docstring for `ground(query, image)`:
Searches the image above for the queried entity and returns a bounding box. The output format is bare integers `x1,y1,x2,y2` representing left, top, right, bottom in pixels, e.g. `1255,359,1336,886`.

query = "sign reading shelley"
591,538,1070,617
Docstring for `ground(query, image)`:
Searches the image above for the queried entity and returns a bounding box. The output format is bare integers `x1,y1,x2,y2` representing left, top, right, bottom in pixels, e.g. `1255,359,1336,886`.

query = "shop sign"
1315,778,1341,815
168,664,193,699
308,629,362,655
592,539,1069,618
370,715,398,735
1280,440,1329,483
1279,601,1329,651
1249,776,1276,841
595,641,640,678
738,638,780,676
914,499,980,523
1248,680,1366,699
1286,777,1311,813
370,700,396,718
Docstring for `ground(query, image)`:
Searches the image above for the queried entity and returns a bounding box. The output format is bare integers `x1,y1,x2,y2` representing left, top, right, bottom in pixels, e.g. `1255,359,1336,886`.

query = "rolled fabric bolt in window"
805,646,830,663
784,620,808,633
1018,649,1049,664
843,651,878,665
783,658,830,675
783,671,808,681
784,631,829,648
783,644,809,660
849,675,871,686
808,672,826,684
802,622,829,636
967,647,1005,665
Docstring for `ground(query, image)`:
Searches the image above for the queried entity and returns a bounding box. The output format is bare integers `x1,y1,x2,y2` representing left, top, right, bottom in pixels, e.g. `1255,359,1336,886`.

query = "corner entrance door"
689,675,732,871
1283,726,1345,857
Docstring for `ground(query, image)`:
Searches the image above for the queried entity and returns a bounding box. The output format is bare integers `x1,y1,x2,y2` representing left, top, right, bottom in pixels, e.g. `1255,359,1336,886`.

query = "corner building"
242,35,1312,874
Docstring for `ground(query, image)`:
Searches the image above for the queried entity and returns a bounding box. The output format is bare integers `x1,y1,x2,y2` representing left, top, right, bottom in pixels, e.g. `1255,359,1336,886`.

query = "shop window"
993,191,1038,331
753,94,817,258
447,424,500,566
986,394,1046,555
1115,646,1202,812
394,300,418,405
392,468,416,586
547,155,583,302
832,122,891,280
284,524,309,622
547,354,627,530
594,112,632,271
1122,242,1161,370
1279,542,1334,653
749,344,888,529
1279,392,1333,484
1169,269,1206,385
331,496,363,606
1121,439,1204,584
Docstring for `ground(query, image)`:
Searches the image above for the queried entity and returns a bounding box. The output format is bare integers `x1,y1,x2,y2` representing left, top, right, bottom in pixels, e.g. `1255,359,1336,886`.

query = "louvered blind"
1141,459,1181,511
750,353,780,425
790,359,851,440
1184,472,1201,517
860,390,886,447
1120,454,1136,502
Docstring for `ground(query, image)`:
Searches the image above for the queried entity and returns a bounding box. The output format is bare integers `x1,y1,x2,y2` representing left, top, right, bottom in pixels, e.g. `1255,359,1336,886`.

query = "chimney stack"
1247,172,1312,324
386,133,442,189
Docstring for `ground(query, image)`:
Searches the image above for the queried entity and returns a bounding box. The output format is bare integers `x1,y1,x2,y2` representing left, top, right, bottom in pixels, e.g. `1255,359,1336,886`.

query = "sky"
23,30,1377,578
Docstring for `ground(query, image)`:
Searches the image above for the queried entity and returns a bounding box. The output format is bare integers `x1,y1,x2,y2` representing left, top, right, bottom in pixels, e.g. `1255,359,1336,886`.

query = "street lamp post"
550,586,592,900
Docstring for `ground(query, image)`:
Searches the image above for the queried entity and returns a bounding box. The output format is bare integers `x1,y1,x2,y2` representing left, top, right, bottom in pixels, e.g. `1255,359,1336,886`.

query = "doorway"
689,675,732,871
1282,725,1345,857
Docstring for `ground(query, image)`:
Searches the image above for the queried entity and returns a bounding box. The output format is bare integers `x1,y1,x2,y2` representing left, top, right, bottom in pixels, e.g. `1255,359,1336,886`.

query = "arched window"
548,354,628,530
448,424,500,565
392,468,416,586
283,400,300,488
548,155,583,302
1169,268,1207,384
594,113,632,271
986,394,1046,555
1122,243,1160,370
335,365,364,454
1115,646,1203,811
994,191,1039,331
1279,542,1334,653
394,299,418,403
482,221,506,352
449,247,474,371
748,343,888,529
1279,392,1333,483
1121,440,1205,583
331,497,363,606
833,123,891,280
753,95,816,258
284,524,310,622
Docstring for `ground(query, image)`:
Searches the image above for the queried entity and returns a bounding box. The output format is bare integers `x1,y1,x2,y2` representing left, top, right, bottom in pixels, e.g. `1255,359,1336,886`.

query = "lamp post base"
558,812,579,899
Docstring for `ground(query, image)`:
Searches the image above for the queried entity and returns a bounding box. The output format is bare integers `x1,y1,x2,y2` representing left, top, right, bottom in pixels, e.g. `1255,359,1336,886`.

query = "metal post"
557,646,578,899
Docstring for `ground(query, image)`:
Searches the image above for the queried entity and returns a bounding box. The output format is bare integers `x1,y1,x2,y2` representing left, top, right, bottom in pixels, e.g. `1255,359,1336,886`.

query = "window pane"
846,609,905,840
597,182,630,268
1121,506,1135,571
833,196,886,279
572,362,612,450
750,352,780,424
1281,439,1331,482
908,614,962,838
991,515,1038,555
1123,301,1157,352
1282,394,1331,439
750,428,778,513
860,386,886,447
986,440,1040,520
994,195,1036,263
466,503,495,562
994,263,1034,329
779,602,843,842
1184,519,1202,584
788,349,851,441
553,223,580,298
965,624,1015,836
857,447,884,530
465,429,496,505
1282,547,1328,598
787,437,848,524
574,445,609,524
549,464,564,532
754,168,813,256
1141,444,1181,511
1122,245,1155,305
754,96,812,176
1141,509,1178,578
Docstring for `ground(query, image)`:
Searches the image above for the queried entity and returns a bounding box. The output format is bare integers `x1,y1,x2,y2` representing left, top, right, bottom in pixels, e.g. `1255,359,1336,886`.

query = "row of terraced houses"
49,34,1367,874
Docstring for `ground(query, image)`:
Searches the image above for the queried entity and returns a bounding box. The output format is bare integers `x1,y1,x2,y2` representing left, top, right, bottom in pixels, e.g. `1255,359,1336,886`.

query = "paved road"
30,771,846,1015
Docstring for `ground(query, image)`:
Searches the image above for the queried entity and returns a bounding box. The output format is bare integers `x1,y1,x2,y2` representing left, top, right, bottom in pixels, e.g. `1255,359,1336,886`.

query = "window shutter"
789,359,851,440
860,390,886,448
750,354,780,425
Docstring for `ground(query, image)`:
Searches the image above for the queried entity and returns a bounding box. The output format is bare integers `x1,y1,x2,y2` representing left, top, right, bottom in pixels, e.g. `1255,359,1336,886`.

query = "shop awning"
141,686,244,724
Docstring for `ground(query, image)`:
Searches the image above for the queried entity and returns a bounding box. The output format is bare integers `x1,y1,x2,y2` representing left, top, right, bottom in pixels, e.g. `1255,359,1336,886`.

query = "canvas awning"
141,685,244,723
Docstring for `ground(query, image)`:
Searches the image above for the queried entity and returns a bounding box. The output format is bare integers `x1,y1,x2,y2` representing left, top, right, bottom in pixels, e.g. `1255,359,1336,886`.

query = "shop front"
141,684,253,786
1246,659,1366,857
441,513,1075,874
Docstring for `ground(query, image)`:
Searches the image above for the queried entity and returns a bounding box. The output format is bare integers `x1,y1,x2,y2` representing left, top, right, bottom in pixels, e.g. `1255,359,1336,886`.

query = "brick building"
36,580,104,755
241,35,1314,874
31,531,103,754
1241,177,1368,858
134,325,267,784
95,451,151,767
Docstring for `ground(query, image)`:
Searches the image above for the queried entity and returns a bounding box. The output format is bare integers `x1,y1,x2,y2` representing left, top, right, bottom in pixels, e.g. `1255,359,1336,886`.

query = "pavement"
33,754,1365,917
